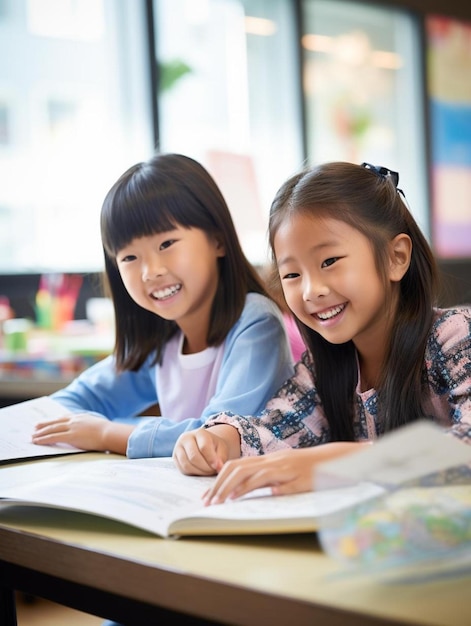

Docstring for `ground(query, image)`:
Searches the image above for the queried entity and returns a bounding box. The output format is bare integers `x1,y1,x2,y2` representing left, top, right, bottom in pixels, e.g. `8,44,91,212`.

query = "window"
0,0,435,274
153,0,303,265
0,0,153,273
301,0,429,236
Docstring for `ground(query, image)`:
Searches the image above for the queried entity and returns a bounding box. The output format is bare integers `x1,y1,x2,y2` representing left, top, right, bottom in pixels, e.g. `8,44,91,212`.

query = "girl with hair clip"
32,153,294,458
173,161,471,503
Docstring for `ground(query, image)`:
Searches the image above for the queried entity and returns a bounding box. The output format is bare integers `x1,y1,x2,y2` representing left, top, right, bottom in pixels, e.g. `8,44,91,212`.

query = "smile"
151,284,182,300
315,304,346,320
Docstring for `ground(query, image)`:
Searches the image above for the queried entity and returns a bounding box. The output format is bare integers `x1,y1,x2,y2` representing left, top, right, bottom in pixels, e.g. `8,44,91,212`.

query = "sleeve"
50,354,159,423
427,308,471,444
126,294,296,458
203,354,331,456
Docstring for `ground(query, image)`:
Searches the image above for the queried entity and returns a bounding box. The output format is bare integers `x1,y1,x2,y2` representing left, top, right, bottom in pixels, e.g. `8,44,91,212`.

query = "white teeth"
152,284,181,300
317,304,345,320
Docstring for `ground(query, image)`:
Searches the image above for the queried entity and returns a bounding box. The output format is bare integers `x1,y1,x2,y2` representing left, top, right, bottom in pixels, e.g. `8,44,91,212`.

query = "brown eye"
120,254,136,263
159,239,176,251
321,257,337,268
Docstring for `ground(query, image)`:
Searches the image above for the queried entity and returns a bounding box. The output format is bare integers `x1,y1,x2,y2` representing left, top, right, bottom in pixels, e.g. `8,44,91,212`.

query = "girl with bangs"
32,153,293,458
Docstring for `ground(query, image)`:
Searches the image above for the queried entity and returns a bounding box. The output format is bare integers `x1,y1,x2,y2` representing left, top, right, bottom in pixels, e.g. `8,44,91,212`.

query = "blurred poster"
427,16,471,258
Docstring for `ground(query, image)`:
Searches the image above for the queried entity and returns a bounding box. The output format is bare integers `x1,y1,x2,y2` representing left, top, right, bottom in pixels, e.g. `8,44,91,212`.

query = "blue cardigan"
51,293,294,458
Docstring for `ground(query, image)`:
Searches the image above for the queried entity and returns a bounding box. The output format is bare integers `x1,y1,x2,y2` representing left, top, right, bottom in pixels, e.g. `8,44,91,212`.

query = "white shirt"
157,331,225,423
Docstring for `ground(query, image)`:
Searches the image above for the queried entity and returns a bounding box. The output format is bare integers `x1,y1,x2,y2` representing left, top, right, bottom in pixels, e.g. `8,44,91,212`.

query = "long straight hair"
268,161,440,440
101,153,268,371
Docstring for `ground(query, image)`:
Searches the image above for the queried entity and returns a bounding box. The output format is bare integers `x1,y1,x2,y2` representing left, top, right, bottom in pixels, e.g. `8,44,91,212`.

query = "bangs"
101,169,211,257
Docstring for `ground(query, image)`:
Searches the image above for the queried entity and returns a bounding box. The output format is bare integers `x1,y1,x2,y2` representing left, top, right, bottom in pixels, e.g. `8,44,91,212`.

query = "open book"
0,396,85,463
0,455,384,538
0,419,469,539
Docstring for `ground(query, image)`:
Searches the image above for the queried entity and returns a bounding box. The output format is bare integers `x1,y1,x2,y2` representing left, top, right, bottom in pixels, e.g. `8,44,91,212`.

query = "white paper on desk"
315,420,471,489
0,396,84,462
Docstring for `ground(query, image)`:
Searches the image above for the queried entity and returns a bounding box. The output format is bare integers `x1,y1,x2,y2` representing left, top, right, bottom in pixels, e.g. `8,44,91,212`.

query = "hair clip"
361,162,405,198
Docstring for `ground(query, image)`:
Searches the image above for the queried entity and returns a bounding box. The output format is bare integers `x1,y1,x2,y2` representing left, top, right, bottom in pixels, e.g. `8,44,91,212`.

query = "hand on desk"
32,413,132,455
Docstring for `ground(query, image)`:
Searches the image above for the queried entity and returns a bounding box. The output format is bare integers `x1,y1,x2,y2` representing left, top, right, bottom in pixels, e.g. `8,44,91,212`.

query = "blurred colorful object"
315,422,471,581
320,485,471,571
427,15,471,257
35,273,83,330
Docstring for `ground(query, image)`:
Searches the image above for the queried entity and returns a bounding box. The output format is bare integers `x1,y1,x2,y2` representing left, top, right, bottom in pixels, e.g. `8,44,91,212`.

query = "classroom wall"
371,0,470,21
437,261,471,306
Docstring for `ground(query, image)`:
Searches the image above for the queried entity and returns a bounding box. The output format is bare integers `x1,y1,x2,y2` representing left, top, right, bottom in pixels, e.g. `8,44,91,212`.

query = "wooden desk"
0,455,469,626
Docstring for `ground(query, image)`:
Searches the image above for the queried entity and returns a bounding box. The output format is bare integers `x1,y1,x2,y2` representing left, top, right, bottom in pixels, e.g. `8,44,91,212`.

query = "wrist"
102,422,133,455
209,424,241,459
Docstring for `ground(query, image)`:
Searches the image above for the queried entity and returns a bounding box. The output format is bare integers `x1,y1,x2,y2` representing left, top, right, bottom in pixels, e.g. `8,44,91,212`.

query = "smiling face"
274,212,396,359
116,225,225,352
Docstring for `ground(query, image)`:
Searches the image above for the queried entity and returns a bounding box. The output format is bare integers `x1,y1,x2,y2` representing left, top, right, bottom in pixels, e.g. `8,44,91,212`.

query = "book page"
315,420,471,488
0,396,85,462
168,481,384,536
0,457,211,536
0,456,384,537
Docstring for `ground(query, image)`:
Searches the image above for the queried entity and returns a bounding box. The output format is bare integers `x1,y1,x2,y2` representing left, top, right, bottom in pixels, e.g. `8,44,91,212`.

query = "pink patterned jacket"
205,307,471,455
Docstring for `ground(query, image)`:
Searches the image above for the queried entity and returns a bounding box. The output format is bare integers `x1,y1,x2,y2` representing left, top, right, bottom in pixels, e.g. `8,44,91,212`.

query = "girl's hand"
32,413,110,451
202,448,315,504
203,442,368,505
173,424,240,476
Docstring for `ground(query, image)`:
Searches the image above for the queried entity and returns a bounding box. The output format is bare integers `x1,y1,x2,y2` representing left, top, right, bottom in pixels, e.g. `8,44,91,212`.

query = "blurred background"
0,0,470,404
1,0,471,298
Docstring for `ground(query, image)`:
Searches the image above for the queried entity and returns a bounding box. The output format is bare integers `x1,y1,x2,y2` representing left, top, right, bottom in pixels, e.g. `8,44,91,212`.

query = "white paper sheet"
0,396,84,462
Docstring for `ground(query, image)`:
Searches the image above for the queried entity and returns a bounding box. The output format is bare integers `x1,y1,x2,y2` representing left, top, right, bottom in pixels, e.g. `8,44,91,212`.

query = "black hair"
268,161,440,440
101,152,268,371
